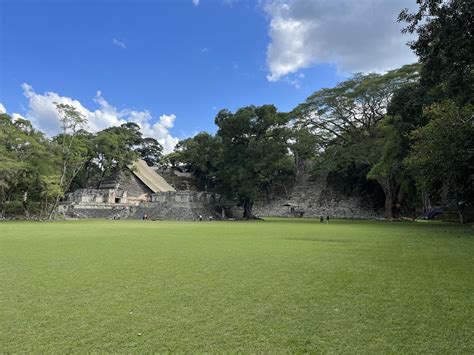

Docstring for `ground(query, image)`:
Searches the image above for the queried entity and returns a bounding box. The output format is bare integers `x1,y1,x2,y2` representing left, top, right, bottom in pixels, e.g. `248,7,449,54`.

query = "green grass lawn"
0,219,473,353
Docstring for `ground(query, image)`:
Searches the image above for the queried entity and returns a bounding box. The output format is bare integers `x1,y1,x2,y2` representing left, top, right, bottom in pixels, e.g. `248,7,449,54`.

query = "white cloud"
192,0,200,6
264,0,417,82
12,113,26,121
20,84,179,153
112,38,126,49
0,103,27,122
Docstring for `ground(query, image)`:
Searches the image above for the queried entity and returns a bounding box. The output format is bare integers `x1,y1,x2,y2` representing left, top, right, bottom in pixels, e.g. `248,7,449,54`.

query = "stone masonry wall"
253,170,382,219
58,203,133,219
59,191,221,220
133,191,221,220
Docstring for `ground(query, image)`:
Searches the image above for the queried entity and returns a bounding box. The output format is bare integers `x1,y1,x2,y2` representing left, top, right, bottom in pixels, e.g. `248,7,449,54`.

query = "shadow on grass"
285,237,357,243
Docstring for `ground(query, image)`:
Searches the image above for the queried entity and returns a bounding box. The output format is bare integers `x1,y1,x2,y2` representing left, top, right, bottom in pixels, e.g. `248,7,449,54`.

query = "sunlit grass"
1,219,472,352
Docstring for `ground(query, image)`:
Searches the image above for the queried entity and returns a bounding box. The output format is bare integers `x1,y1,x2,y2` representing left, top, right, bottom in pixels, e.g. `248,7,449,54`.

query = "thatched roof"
128,159,175,193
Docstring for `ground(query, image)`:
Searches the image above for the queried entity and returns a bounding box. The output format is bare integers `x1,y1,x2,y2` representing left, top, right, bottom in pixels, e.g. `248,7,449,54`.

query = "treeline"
168,0,474,222
1,0,473,222
0,105,163,219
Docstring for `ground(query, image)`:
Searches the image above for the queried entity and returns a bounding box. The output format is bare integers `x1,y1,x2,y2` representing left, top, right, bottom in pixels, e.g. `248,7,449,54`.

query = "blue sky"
0,0,416,152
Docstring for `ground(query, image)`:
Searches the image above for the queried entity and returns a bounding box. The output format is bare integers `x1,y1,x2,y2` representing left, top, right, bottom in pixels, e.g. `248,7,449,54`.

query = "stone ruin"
59,160,223,220
59,159,383,220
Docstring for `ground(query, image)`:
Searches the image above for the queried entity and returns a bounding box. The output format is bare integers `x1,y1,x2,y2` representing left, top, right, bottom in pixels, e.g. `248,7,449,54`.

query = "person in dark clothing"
320,216,324,223
326,215,330,223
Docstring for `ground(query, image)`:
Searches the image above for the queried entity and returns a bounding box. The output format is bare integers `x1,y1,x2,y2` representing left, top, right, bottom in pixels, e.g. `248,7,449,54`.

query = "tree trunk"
456,204,465,224
0,186,5,219
393,183,402,219
243,199,255,219
96,168,109,189
384,192,393,220
22,191,30,219
48,196,60,220
377,177,401,220
421,189,432,214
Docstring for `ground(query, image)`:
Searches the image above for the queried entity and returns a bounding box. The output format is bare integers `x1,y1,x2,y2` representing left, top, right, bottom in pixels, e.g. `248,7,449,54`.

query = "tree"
48,103,89,219
399,0,474,105
136,137,163,166
396,0,474,220
365,82,428,218
294,65,420,219
294,64,419,145
215,105,295,218
92,125,139,187
0,113,54,218
174,132,221,190
288,127,320,171
161,151,181,169
406,102,474,223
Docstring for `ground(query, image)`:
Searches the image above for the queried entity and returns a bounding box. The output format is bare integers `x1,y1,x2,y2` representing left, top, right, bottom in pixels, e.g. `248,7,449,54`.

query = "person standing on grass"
326,215,330,223
320,216,324,223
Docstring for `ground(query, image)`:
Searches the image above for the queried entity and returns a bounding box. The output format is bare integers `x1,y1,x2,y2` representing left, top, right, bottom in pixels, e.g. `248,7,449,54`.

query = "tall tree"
215,105,295,218
0,114,28,217
48,103,89,219
136,137,163,167
397,0,474,219
294,64,419,146
399,0,474,105
294,65,419,219
0,113,54,218
92,125,139,187
174,132,221,190
406,102,474,223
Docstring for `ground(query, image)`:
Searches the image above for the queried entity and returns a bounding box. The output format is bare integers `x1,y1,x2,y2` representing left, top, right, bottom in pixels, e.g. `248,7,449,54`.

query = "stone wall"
65,189,118,204
58,203,132,219
154,168,203,191
134,191,221,220
253,170,382,219
59,191,222,220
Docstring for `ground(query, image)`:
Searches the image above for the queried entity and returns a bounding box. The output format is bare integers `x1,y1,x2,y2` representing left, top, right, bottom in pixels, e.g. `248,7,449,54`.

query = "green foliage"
0,113,55,217
161,151,182,168
39,175,63,201
294,64,419,145
399,0,474,104
406,102,474,222
288,127,320,166
136,137,163,166
295,66,420,218
0,106,166,217
215,105,295,217
174,106,296,218
175,132,221,190
92,124,140,186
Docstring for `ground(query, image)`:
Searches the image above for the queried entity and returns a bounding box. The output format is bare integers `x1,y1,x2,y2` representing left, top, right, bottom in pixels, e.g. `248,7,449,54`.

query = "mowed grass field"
0,219,473,353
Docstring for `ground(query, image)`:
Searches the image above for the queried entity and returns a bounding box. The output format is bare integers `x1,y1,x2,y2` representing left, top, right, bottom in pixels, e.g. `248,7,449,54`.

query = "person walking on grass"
326,215,330,223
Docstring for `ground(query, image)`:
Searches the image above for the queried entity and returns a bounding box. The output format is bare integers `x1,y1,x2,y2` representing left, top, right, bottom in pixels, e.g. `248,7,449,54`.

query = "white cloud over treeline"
20,84,179,153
